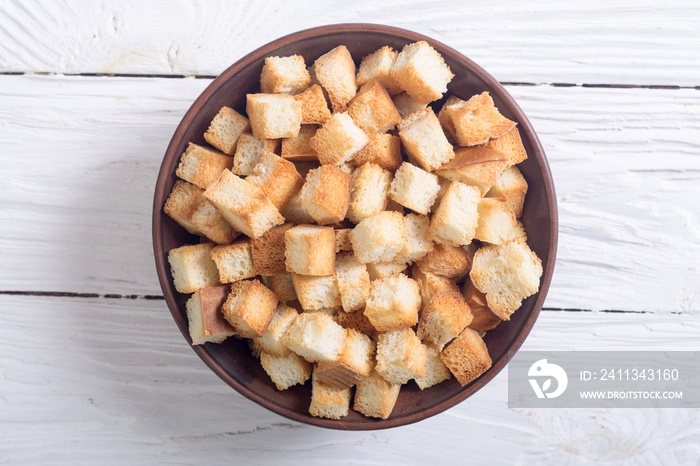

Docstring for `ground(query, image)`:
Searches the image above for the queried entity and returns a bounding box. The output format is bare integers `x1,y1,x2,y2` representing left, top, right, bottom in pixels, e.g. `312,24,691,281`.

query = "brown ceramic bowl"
153,23,557,430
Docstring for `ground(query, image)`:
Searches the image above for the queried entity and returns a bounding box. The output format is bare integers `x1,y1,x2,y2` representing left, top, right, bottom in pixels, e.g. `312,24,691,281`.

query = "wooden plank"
2,74,698,311
0,0,699,86
1,295,698,464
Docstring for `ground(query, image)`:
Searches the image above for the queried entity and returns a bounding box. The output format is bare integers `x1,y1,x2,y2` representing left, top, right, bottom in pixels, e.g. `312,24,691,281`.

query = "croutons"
388,162,441,215
415,242,471,278
390,41,454,105
436,146,509,196
250,223,294,276
486,165,528,218
283,312,346,362
232,133,281,176
211,239,256,283
375,328,427,384
254,303,298,356
313,45,357,112
310,112,369,166
414,344,452,389
428,181,481,246
300,165,352,225
462,281,501,331
203,106,251,155
351,211,406,264
246,93,303,139
334,252,371,312
393,213,433,264
391,91,427,118
398,107,455,172
315,328,375,389
260,274,298,302
168,243,220,293
294,84,332,125
246,152,304,211
260,55,311,95
309,371,351,419
347,78,402,134
474,198,526,245
486,126,528,168
439,91,515,146
350,132,402,171
176,142,234,189
440,328,492,386
284,224,336,276
356,45,402,95
347,162,393,224
364,274,421,331
416,291,473,350
291,273,342,311
353,370,401,420
280,124,319,162
222,279,278,338
186,285,236,345
260,351,312,390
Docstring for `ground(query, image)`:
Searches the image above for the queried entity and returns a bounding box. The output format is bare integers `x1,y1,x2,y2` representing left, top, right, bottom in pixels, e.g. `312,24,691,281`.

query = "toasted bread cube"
390,41,454,105
414,344,452,389
366,259,409,281
291,273,342,311
441,92,516,146
364,274,421,331
469,239,543,320
261,274,298,302
186,285,236,345
294,84,332,125
204,170,284,238
347,79,402,135
428,181,481,246
375,328,427,384
353,370,401,419
416,242,471,278
250,223,294,276
398,108,455,172
232,132,281,176
337,309,378,340
164,180,238,244
356,46,402,95
350,132,402,171
260,55,311,95
417,291,473,350
486,165,528,218
221,279,278,338
246,93,302,139
462,280,501,331
176,143,234,189
246,152,304,211
309,112,369,166
284,225,336,276
436,146,509,196
260,351,312,390
347,162,392,224
254,303,298,356
313,45,357,112
388,162,441,215
440,328,492,386
475,198,525,245
351,211,406,264
309,371,351,420
316,329,375,389
281,125,319,162
203,106,251,155
412,266,460,310
211,239,256,283
283,312,346,362
334,252,371,312
392,91,427,118
486,126,527,167
282,190,315,224
393,214,433,264
168,243,220,293
334,228,353,253
300,165,352,225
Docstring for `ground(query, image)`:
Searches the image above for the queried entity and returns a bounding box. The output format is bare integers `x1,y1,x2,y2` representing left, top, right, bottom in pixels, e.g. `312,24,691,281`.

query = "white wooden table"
2,1,699,463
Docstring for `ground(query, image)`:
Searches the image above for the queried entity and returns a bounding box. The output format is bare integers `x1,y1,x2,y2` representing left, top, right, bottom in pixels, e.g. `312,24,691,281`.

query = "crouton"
203,170,284,238
390,41,454,105
347,162,392,224
469,239,543,320
393,214,433,264
294,84,332,125
282,190,315,224
221,279,278,338
203,106,251,155
284,224,336,276
462,280,501,331
260,351,312,390
486,126,527,167
356,46,402,95
375,328,427,384
186,285,236,345
334,228,353,253
411,266,460,310
300,165,352,225
415,242,471,278
168,243,220,293
232,132,281,176
309,371,351,419
353,370,401,419
283,312,346,362
281,125,319,162
366,259,409,281
364,274,421,331
351,211,406,263
436,146,509,196
486,165,528,218
316,329,375,389
254,303,298,356
260,55,311,95
414,344,452,389
246,152,304,211
350,132,402,171
475,198,526,245
440,91,516,146
334,252,371,312
417,291,473,350
291,273,342,311
337,309,378,340
439,328,492,386
310,112,369,166
398,107,455,172
392,91,427,118
313,45,357,112
347,79,402,134
246,93,302,139
211,239,256,283
428,181,481,246
250,223,294,276
388,162,441,215
176,142,234,189
261,274,298,302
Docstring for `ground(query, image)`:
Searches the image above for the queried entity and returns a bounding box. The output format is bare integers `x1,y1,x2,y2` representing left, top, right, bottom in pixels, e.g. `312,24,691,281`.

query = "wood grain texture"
0,294,698,464
0,0,698,86
1,74,698,312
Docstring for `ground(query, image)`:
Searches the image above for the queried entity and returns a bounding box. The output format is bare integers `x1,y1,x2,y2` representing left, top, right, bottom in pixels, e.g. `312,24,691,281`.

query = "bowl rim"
153,22,558,430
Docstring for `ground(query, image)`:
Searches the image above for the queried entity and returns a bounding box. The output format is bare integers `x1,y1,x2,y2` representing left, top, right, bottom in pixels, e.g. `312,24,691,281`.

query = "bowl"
153,23,557,430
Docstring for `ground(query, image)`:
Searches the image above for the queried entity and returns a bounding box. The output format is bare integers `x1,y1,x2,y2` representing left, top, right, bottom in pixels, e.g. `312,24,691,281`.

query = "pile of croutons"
165,40,543,420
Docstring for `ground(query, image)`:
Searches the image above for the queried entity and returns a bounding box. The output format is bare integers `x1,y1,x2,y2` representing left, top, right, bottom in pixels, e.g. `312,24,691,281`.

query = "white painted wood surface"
1,1,699,464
